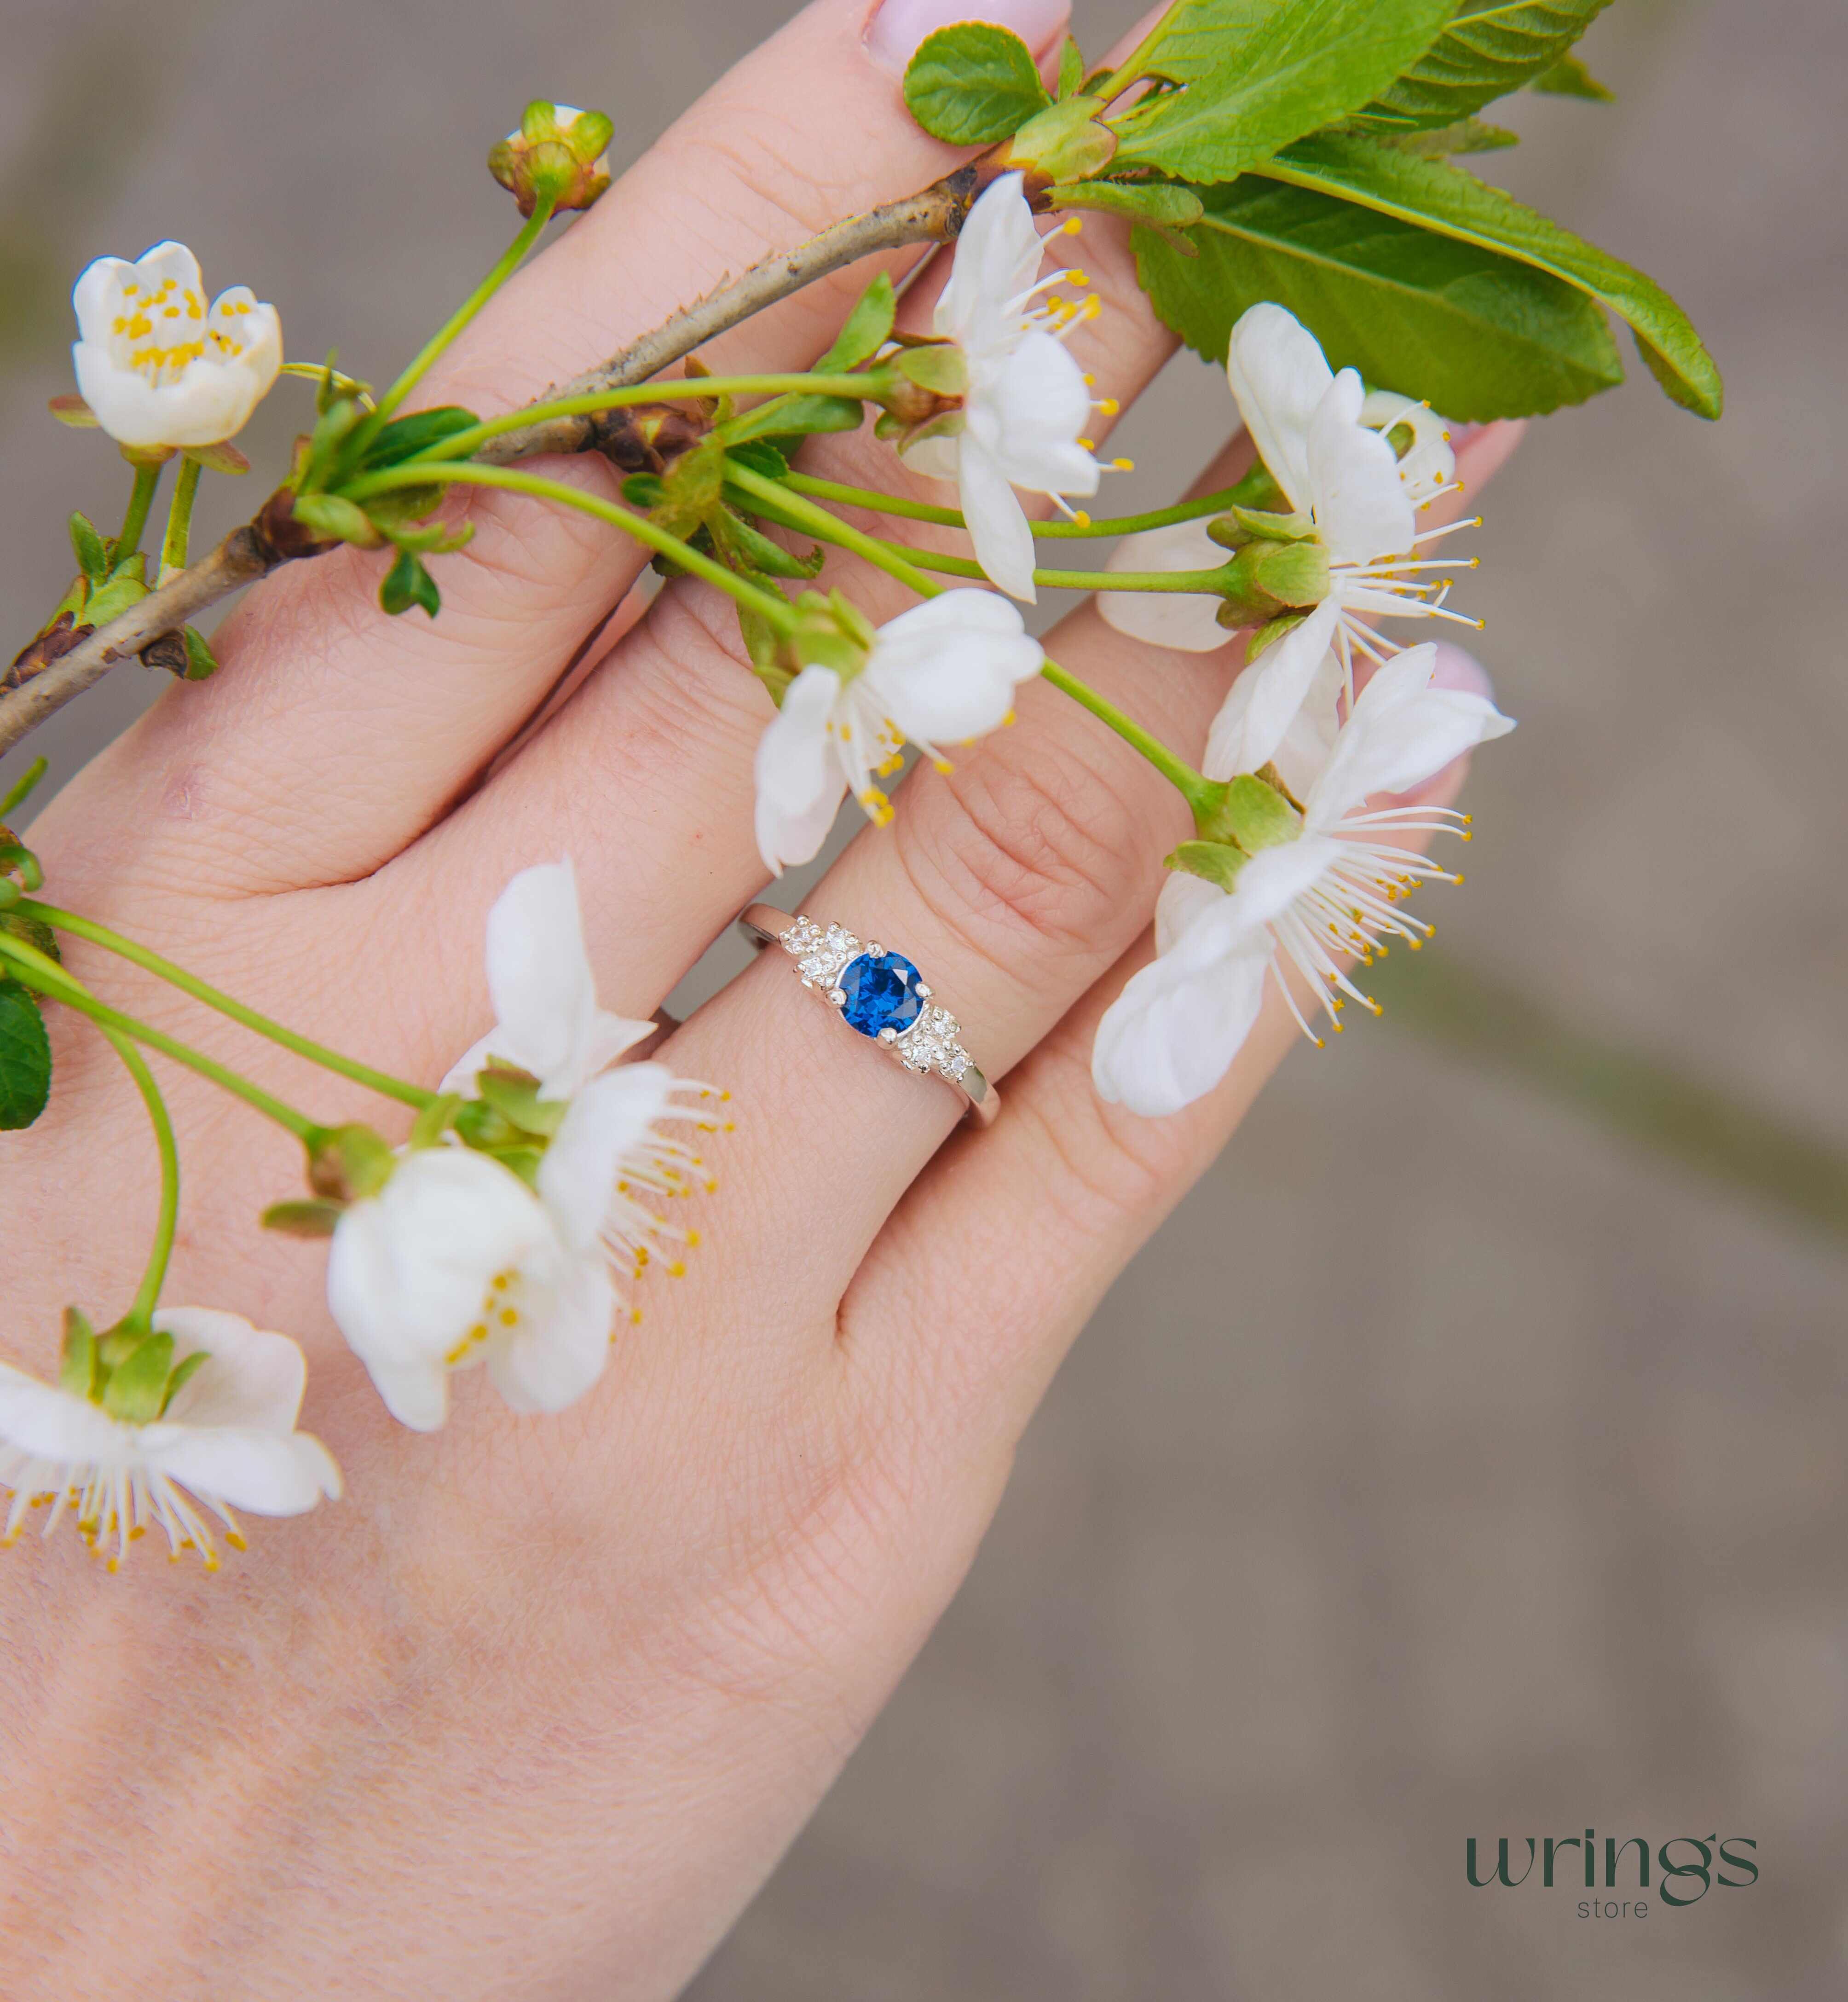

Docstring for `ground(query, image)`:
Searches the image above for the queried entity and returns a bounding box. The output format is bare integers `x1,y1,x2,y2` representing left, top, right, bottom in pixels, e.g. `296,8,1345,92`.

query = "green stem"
0,756,47,820
114,461,162,560
354,194,557,454
724,462,942,597
345,463,799,628
19,900,435,1111
417,373,887,466
102,1025,179,1333
157,455,203,582
0,933,322,1144
1040,658,1210,809
866,535,1227,594
782,471,1265,539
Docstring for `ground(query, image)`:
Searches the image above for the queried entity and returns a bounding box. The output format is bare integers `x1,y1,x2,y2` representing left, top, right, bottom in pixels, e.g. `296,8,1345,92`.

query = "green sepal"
261,1198,345,1238
0,840,45,894
1219,505,1316,545
893,343,968,397
160,1349,210,1416
1057,35,1085,100
59,1308,98,1400
361,480,448,524
1193,771,1303,852
710,509,823,581
409,1091,464,1149
185,439,251,475
474,1063,566,1139
1165,839,1248,893
100,1330,173,1425
352,405,481,472
1245,608,1311,663
308,1122,397,1202
725,394,864,445
69,512,110,583
903,23,1051,144
380,547,441,618
816,273,896,374
0,978,52,1129
1530,52,1612,101
304,393,371,482
179,627,219,681
48,393,98,429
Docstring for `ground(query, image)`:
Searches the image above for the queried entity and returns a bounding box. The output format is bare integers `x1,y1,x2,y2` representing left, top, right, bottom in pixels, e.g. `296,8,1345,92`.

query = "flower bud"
993,97,1117,190
488,102,614,218
307,1123,397,1204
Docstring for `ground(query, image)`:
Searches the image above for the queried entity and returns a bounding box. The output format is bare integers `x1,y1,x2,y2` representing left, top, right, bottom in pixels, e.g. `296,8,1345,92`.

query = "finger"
655,422,1522,1324
74,0,1071,894
843,684,1490,1453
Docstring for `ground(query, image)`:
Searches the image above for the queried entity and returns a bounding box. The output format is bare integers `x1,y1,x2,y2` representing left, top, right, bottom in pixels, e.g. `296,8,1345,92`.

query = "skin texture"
0,1,1523,1993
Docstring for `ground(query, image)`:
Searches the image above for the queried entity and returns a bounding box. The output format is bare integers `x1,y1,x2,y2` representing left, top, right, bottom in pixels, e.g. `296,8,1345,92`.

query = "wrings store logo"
1466,1830,1758,1917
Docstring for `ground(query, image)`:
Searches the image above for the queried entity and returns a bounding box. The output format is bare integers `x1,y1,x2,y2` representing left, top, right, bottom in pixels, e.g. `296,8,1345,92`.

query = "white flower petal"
487,1259,614,1416
156,1308,306,1433
1306,369,1415,566
1202,596,1341,779
957,436,1039,602
754,664,849,873
1097,519,1233,653
538,1062,678,1251
1306,644,1515,826
0,1362,124,1465
976,330,1098,496
1153,868,1227,956
1226,303,1333,511
898,430,963,483
861,590,1042,744
141,1424,342,1515
936,172,1045,356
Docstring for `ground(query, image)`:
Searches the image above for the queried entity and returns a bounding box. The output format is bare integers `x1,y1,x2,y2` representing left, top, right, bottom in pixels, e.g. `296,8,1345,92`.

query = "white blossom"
1092,645,1513,1117
754,589,1043,872
0,1310,340,1570
901,173,1103,602
333,862,717,1430
71,241,281,449
1098,303,1472,665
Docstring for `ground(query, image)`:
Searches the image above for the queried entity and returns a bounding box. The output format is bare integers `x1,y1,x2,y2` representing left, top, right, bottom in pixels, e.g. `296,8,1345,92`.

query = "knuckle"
898,731,1158,980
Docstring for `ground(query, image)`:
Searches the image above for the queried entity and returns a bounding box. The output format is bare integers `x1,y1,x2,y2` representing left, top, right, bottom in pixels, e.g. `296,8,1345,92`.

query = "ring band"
737,904,999,1127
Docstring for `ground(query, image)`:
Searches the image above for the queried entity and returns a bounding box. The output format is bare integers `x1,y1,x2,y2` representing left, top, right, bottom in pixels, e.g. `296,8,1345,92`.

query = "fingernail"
865,0,1070,77
1428,640,1495,702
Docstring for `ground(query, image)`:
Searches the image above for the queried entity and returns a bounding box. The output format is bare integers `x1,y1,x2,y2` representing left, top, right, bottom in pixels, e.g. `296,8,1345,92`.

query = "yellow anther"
1063,216,1082,233
687,1230,702,1247
1078,437,1095,451
932,757,954,775
1111,457,1135,472
1070,511,1091,529
1067,270,1089,287
1097,396,1120,416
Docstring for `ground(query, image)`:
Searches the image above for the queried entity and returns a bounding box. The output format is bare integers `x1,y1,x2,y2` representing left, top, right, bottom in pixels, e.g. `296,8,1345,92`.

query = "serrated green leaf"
1057,35,1085,99
1109,0,1456,182
355,406,482,472
1530,51,1612,99
816,273,895,375
1255,135,1722,415
68,512,109,583
380,547,441,618
1134,176,1623,419
903,23,1051,144
1376,116,1519,156
1348,0,1613,132
725,394,863,445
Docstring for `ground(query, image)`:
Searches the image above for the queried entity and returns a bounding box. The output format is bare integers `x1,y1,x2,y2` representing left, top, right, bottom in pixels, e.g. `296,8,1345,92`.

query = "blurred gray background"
2,0,1843,1995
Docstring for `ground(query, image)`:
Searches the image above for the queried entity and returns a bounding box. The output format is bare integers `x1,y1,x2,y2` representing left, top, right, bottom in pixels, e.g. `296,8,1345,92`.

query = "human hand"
0,1,1520,1993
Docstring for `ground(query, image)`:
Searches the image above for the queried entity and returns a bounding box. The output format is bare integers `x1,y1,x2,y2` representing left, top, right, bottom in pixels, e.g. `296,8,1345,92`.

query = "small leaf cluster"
901,0,1720,423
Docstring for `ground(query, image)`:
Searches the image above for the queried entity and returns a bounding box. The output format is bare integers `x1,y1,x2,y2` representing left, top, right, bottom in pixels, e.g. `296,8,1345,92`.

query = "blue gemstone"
838,951,924,1039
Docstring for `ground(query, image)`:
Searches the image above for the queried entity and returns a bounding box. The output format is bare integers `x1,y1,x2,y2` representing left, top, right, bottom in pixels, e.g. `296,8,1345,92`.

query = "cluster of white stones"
775,916,974,1085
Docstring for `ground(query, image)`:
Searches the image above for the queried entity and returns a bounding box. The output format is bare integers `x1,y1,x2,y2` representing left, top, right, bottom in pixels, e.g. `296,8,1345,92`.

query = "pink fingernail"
1427,640,1496,701
865,0,1071,77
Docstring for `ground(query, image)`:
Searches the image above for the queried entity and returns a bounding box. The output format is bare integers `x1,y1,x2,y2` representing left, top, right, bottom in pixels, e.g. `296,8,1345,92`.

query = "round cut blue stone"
838,951,924,1039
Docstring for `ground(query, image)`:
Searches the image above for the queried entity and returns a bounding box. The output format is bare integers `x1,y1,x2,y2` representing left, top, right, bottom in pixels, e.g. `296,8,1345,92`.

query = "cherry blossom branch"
0,170,982,763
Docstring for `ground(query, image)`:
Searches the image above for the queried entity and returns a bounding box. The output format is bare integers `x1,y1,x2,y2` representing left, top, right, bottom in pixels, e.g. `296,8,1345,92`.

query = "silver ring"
737,904,998,1128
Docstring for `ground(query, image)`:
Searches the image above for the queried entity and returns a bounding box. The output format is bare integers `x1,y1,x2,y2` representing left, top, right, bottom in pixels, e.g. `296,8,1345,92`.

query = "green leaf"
816,273,895,374
0,977,52,1127
82,571,148,627
710,508,824,581
1255,135,1722,415
409,1092,463,1149
68,512,110,583
903,23,1051,144
1048,180,1207,229
724,441,789,481
1109,0,1457,182
1348,0,1613,132
1530,51,1613,99
1374,116,1519,156
1133,176,1623,419
1057,35,1085,99
179,627,218,681
725,394,863,445
101,1330,173,1424
355,405,481,471
380,547,441,618
290,492,383,547
1,911,59,962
